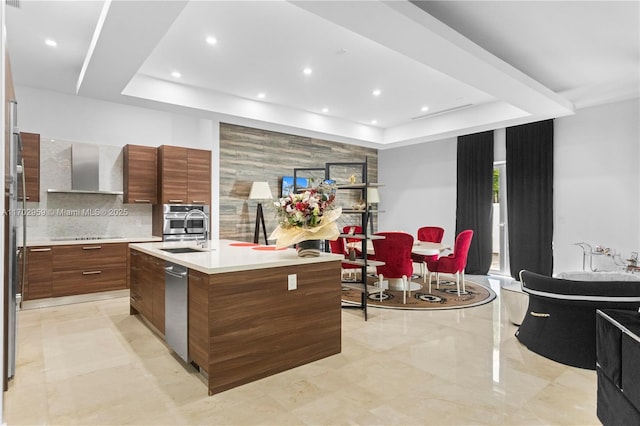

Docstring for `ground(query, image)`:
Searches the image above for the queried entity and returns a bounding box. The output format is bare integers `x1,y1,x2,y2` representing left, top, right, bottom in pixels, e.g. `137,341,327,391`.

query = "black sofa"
595,309,640,425
516,270,640,369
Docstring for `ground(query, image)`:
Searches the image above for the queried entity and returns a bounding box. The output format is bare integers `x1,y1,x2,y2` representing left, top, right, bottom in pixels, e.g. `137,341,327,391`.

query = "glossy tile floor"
5,275,599,425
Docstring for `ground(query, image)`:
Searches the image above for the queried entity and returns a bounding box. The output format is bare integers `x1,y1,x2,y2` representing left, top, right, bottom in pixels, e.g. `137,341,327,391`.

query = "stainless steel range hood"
48,144,123,195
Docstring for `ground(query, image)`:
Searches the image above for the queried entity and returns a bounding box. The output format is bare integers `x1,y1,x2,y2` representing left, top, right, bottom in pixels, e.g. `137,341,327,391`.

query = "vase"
297,240,321,257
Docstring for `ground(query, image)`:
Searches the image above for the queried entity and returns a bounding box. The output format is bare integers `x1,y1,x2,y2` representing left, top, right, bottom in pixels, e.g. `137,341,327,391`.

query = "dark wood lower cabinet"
188,261,342,395
150,257,165,334
129,248,165,334
129,250,143,312
24,246,53,300
52,268,125,297
24,242,127,301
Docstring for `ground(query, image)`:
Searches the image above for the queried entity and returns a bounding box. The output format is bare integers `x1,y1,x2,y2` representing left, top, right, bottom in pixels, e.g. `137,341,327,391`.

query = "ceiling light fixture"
321,107,329,113
411,103,474,120
371,119,378,125
171,71,181,78
45,39,57,47
206,36,217,45
421,106,429,112
303,67,312,75
372,89,381,97
257,93,266,99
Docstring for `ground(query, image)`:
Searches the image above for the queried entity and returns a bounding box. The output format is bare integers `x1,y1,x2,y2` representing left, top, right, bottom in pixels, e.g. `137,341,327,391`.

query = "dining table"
347,240,450,257
346,240,451,291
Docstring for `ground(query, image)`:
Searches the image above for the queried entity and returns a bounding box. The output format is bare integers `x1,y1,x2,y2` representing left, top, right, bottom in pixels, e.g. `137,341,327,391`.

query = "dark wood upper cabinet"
187,148,211,206
158,145,188,204
158,145,211,205
18,132,40,202
123,144,158,204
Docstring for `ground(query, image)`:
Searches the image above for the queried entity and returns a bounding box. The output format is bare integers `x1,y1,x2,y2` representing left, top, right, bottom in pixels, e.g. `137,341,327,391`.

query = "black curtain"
455,131,494,275
506,119,554,279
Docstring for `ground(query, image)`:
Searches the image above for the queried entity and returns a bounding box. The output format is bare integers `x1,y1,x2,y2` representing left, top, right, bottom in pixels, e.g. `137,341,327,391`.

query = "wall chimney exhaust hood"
47,144,123,195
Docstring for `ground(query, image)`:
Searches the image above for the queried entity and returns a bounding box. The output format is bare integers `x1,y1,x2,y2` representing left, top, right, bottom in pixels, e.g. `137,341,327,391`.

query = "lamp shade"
249,182,273,200
368,187,380,203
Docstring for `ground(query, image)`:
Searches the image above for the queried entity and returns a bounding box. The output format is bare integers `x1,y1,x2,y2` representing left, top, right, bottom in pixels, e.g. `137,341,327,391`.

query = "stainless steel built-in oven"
162,204,209,241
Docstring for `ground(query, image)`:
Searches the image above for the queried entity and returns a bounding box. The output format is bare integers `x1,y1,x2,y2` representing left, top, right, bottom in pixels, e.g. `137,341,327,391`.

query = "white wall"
15,86,214,149
378,137,458,247
554,98,639,273
380,98,640,275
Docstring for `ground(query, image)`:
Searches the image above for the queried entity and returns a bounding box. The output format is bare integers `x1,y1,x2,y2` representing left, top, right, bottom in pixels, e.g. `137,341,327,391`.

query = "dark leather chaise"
516,270,640,369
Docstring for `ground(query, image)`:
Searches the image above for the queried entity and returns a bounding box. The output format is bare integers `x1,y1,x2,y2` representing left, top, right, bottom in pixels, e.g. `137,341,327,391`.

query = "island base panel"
189,261,342,395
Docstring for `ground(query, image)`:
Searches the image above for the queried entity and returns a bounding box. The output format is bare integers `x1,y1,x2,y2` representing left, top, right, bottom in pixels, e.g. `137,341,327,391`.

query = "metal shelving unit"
325,157,382,320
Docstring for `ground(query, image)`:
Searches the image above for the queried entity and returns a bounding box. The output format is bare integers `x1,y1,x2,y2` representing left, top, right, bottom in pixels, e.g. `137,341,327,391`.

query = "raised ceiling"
5,1,639,148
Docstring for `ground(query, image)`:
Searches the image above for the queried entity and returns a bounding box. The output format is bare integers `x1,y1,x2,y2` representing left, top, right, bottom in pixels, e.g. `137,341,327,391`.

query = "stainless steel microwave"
162,204,209,238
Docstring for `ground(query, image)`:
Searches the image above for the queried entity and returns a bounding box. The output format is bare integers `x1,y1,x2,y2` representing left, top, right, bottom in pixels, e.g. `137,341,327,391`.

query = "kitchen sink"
160,247,203,254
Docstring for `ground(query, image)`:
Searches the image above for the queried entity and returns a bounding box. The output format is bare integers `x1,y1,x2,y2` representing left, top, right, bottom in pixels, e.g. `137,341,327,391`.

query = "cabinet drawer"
53,243,126,271
25,246,53,300
52,267,126,297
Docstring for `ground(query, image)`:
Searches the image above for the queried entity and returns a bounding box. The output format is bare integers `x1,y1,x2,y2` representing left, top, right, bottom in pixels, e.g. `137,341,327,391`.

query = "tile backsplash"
21,139,153,241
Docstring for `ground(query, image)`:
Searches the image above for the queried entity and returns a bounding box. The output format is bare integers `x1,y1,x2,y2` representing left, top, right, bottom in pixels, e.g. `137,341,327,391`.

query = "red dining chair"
372,232,415,304
411,226,445,282
329,237,361,282
426,229,473,296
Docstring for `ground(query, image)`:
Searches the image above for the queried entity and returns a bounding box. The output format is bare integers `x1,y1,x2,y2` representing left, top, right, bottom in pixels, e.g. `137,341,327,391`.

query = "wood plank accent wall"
219,123,378,241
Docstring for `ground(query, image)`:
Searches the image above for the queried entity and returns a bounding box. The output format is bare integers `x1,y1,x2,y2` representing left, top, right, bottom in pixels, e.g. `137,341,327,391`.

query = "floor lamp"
249,182,273,245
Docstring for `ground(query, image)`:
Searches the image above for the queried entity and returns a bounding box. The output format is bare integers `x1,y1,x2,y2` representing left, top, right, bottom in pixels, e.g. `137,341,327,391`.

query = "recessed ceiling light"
371,119,378,125
372,89,381,97
303,67,312,75
421,106,429,112
257,93,266,99
171,71,181,78
321,107,329,113
45,39,57,47
206,36,217,45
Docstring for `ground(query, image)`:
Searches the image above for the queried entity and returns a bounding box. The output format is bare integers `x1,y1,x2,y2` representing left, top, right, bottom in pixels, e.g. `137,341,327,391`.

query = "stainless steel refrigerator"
5,99,25,384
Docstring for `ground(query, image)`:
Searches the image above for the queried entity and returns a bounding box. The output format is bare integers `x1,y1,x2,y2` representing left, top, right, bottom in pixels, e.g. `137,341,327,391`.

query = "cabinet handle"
168,199,184,203
134,199,150,203
530,311,550,318
18,196,30,201
82,270,102,275
191,200,206,204
82,246,102,250
30,248,52,252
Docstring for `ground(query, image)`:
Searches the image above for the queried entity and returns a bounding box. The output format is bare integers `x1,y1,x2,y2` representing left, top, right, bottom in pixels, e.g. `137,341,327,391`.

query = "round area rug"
341,275,496,310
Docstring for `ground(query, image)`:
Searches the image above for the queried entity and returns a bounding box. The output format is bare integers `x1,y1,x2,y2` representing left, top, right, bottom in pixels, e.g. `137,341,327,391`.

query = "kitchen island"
128,240,343,395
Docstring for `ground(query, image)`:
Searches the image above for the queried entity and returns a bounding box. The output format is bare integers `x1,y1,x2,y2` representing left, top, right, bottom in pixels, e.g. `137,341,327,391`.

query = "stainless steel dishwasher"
165,262,189,362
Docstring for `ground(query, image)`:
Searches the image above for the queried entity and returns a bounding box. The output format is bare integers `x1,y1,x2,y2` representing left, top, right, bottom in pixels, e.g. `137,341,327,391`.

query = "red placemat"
229,242,259,247
252,246,288,251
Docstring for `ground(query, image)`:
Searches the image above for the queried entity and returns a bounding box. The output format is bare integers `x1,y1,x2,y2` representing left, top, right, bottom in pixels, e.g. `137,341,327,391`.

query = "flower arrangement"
269,181,342,249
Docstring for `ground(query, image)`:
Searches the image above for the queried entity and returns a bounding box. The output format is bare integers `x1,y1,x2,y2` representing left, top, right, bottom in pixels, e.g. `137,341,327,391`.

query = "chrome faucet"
184,209,209,248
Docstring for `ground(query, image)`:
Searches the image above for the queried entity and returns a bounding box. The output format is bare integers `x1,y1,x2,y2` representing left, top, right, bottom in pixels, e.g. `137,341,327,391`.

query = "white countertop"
26,236,162,247
129,239,344,275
